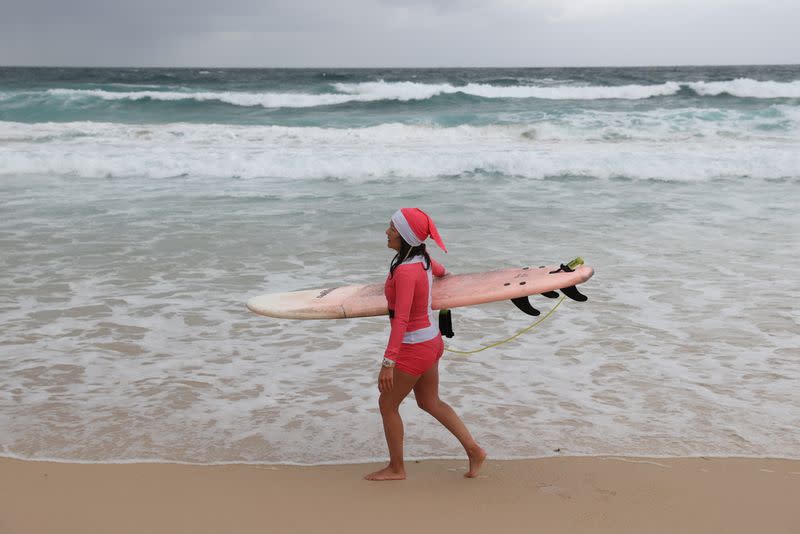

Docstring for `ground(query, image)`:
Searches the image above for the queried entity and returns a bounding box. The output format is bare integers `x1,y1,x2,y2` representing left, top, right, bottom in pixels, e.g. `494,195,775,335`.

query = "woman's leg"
364,368,420,481
413,362,487,477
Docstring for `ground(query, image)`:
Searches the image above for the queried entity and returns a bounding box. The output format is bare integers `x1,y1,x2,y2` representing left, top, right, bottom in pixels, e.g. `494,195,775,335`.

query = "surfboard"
247,261,594,320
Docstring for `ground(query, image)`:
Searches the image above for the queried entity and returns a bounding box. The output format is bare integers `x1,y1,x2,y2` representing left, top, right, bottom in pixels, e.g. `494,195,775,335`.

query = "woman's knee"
416,395,440,413
378,394,400,415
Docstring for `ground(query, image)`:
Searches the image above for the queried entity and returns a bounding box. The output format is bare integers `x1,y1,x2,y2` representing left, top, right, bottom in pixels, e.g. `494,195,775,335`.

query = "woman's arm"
431,258,448,277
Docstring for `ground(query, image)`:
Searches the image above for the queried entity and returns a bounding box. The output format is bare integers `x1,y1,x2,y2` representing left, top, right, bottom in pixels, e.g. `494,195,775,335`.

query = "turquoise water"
0,66,798,464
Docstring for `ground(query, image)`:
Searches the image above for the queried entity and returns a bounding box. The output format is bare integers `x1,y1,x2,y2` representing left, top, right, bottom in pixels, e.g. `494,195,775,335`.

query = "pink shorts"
394,335,444,377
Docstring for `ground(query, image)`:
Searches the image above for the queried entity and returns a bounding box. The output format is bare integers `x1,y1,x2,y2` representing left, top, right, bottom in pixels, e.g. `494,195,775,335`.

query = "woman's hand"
378,366,394,393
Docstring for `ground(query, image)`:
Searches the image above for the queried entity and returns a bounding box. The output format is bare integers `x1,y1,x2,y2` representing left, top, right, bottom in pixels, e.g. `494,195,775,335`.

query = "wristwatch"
382,357,395,368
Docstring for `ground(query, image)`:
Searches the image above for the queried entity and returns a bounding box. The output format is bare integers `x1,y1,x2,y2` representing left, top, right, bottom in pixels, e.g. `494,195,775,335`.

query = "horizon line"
2,62,799,70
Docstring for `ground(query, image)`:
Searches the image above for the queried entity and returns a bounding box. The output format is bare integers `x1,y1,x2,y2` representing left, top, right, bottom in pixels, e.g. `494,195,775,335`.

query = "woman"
364,208,486,481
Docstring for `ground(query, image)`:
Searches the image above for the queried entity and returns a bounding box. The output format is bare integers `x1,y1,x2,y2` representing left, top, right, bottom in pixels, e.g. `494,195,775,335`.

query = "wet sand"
2,456,798,534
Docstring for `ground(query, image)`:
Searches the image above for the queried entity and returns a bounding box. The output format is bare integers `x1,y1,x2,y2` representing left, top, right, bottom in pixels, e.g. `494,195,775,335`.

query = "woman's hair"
389,238,431,277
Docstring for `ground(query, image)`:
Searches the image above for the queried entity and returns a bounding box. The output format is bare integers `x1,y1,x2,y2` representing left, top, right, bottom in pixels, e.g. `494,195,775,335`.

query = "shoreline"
2,456,798,534
2,452,800,466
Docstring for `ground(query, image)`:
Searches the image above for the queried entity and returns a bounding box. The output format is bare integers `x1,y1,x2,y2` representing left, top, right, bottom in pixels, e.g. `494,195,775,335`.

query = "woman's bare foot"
465,447,487,478
364,465,406,481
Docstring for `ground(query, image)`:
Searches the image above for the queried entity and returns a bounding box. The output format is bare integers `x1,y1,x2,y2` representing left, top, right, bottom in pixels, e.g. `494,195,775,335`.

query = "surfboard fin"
511,297,541,316
559,285,588,302
540,291,560,298
439,309,454,338
548,260,589,302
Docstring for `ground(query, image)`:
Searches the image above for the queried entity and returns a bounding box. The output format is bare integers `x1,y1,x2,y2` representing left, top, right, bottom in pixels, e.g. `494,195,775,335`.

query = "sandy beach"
2,456,798,534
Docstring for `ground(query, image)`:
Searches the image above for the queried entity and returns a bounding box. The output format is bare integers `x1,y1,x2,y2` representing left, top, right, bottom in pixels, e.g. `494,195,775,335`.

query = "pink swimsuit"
384,256,447,376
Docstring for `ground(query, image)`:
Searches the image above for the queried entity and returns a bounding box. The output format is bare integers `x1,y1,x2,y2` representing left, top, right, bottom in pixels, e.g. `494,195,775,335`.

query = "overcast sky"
2,0,798,67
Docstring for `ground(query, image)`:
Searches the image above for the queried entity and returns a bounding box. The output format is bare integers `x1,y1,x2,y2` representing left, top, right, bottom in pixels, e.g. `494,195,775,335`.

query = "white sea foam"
47,83,682,109
1,113,798,181
688,78,800,98
47,88,359,108
39,79,800,109
333,80,683,100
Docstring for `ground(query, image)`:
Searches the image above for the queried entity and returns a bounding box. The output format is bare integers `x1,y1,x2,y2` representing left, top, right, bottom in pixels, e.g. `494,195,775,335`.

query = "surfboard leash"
443,294,567,355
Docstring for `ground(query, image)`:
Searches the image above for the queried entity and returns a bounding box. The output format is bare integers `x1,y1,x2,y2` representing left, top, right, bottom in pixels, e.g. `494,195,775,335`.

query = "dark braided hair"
389,238,431,277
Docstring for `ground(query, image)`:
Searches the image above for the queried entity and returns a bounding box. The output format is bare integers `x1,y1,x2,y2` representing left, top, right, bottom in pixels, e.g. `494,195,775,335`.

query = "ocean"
1,65,798,465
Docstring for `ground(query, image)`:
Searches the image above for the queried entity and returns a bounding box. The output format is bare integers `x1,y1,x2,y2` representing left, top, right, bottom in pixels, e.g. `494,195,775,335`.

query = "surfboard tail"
507,259,591,316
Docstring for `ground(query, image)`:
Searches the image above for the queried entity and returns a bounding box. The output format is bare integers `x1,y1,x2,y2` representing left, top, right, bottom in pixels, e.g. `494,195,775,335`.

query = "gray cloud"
1,0,797,66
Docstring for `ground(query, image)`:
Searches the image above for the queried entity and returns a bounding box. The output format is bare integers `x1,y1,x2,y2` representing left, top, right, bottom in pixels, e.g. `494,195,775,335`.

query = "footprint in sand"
537,484,571,500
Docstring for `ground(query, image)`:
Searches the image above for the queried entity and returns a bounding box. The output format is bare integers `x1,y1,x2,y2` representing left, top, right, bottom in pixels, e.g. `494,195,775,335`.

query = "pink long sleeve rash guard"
383,256,447,361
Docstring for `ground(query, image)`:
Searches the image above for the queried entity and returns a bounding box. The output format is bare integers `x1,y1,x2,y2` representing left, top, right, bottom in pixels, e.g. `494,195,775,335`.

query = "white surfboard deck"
247,263,594,320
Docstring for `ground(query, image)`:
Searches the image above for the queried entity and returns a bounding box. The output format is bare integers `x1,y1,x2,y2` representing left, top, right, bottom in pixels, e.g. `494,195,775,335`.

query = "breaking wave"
2,118,797,181
23,78,795,110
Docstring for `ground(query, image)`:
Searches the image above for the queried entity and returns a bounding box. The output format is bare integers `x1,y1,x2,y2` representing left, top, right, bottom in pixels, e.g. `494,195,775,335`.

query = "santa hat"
390,208,447,253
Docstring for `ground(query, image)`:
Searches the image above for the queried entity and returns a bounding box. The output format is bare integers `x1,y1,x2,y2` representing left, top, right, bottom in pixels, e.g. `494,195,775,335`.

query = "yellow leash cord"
444,295,567,355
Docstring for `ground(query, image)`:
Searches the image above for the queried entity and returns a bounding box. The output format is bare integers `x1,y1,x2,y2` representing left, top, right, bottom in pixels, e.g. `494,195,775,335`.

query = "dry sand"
1,456,798,534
